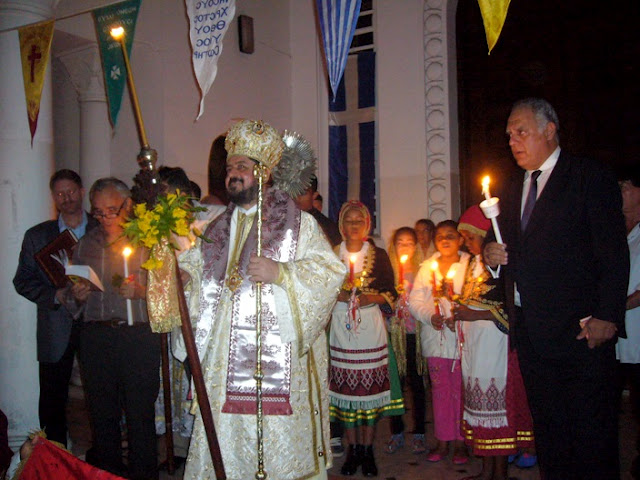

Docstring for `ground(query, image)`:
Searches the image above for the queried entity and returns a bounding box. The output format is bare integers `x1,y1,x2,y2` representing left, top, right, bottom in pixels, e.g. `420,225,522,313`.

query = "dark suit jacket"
494,151,629,358
13,215,98,363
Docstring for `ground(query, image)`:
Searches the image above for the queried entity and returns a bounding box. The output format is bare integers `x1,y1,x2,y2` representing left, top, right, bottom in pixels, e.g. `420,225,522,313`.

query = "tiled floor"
67,384,637,480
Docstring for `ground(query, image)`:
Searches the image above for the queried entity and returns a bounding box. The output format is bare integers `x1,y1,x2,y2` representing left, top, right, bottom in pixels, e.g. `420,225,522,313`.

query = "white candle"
480,175,504,244
122,247,134,326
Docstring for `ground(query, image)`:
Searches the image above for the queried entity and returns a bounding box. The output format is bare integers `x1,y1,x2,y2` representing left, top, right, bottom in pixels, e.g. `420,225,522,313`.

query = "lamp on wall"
238,15,254,54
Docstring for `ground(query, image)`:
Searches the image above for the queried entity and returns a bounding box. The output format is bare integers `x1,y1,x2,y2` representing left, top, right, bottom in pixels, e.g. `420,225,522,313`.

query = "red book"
34,229,78,288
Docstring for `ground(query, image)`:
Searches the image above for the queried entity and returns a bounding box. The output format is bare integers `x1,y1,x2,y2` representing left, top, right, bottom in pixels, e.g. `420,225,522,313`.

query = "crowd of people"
5,98,638,480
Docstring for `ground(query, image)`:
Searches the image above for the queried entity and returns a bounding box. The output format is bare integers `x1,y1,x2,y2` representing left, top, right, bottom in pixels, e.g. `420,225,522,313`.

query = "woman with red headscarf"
328,201,403,477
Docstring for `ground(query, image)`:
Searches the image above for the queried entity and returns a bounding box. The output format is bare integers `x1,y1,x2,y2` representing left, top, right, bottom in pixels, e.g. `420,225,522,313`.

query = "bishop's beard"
227,181,258,206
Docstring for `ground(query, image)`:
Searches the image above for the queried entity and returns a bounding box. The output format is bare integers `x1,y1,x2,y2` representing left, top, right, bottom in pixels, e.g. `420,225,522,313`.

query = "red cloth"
462,347,535,456
18,437,125,480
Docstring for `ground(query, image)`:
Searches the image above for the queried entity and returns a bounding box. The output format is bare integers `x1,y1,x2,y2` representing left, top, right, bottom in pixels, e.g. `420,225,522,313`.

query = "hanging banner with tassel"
93,0,142,127
477,0,511,54
19,20,54,146
184,0,236,120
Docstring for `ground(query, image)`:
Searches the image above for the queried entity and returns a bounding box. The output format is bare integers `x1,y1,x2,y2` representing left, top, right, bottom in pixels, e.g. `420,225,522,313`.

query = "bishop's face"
225,155,258,208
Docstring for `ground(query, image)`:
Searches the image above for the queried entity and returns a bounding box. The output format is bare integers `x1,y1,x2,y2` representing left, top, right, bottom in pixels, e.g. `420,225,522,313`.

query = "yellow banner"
19,20,55,144
477,0,511,54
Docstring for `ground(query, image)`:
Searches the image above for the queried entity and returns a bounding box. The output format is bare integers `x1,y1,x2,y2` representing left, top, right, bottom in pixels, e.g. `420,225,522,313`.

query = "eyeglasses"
92,200,127,219
54,189,79,200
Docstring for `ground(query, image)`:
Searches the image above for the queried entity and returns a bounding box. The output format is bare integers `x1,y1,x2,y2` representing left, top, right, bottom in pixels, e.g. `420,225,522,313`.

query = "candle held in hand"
430,260,439,292
349,254,356,284
480,175,504,244
399,254,408,286
122,246,134,326
446,266,457,299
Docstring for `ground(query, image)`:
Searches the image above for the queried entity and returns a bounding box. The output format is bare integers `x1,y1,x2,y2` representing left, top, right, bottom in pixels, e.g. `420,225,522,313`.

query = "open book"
50,250,104,291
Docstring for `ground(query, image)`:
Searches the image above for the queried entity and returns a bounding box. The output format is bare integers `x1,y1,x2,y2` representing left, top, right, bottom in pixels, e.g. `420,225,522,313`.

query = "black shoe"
340,444,363,476
361,445,378,477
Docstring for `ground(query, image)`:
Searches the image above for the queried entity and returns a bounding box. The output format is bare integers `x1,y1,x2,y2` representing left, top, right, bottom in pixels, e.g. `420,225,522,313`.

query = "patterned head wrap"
338,200,371,241
225,119,285,171
458,205,491,237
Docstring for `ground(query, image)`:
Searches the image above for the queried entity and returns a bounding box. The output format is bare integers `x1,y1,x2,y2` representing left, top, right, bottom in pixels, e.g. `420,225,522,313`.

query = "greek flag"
316,0,362,98
328,51,376,229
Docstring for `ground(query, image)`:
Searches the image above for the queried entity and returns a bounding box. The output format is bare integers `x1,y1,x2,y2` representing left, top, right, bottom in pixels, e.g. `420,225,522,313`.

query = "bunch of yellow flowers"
122,191,205,270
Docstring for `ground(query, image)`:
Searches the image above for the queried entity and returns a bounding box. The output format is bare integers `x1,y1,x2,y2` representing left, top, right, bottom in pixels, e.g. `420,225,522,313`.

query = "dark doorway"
456,0,639,209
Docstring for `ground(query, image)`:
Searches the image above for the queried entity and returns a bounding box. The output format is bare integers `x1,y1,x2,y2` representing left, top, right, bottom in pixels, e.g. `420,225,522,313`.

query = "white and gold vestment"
180,189,345,480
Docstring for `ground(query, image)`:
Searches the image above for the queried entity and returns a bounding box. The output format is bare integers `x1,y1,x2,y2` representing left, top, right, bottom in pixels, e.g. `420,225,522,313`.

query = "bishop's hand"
247,255,280,284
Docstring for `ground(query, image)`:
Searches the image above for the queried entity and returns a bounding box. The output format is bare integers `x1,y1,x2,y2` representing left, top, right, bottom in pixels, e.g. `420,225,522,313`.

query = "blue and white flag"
316,0,362,99
328,51,376,229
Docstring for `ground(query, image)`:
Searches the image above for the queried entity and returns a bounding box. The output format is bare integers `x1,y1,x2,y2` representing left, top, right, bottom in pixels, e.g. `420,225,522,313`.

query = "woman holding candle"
329,200,402,477
409,220,470,464
455,206,534,480
385,227,429,455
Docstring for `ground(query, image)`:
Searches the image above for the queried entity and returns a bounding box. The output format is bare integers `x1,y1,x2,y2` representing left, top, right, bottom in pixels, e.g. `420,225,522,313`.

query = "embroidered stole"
200,189,301,415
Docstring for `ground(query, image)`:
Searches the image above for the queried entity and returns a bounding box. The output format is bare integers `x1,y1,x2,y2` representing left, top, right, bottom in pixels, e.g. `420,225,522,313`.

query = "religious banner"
328,51,376,229
477,0,511,54
93,0,141,127
185,0,236,120
19,20,54,145
316,0,362,99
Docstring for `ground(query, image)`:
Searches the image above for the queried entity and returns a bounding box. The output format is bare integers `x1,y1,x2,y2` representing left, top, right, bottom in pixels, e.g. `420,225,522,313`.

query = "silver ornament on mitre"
271,130,318,198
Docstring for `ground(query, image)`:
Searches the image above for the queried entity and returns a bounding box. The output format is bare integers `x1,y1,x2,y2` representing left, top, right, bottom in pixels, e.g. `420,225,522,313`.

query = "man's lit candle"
399,254,408,286
482,176,492,202
480,175,504,244
349,255,356,284
123,247,134,326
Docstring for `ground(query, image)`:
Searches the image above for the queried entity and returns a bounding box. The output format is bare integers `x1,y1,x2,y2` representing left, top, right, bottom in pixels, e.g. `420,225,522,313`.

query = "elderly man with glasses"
14,169,98,448
63,177,160,480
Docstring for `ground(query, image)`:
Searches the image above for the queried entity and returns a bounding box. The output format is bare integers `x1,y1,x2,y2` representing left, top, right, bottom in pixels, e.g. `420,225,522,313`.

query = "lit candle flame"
350,254,357,264
482,175,491,199
446,266,457,280
123,246,132,258
400,254,408,264
110,26,125,40
430,260,438,272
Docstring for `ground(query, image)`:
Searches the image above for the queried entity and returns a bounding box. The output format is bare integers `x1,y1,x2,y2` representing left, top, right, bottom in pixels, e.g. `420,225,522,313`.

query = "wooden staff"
160,333,175,474
175,260,226,479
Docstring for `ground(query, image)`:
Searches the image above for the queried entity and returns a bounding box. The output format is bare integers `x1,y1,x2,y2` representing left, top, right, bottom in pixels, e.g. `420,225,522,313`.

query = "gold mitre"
225,119,285,171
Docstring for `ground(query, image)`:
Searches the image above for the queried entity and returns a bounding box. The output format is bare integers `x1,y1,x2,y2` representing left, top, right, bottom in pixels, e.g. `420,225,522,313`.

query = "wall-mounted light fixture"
238,15,254,54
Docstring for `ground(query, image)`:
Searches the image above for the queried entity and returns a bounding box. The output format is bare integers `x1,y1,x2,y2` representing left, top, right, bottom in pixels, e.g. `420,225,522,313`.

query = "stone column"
57,44,111,205
0,0,57,452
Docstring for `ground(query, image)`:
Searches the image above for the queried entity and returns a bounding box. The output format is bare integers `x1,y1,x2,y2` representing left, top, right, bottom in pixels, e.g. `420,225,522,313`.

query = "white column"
423,0,460,222
0,0,57,451
57,44,111,206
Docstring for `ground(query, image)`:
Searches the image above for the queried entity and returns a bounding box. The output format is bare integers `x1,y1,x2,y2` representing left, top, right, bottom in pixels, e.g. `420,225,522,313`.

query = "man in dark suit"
13,169,97,447
484,98,629,479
